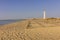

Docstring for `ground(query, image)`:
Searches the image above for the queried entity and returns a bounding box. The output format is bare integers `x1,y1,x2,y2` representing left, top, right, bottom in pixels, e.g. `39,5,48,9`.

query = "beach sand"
0,18,60,40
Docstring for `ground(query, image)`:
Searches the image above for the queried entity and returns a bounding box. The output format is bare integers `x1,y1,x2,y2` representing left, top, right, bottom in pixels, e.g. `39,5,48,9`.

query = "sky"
0,0,60,20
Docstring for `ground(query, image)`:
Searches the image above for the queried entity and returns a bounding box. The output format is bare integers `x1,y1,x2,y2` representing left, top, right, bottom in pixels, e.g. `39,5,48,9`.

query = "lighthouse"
43,10,46,19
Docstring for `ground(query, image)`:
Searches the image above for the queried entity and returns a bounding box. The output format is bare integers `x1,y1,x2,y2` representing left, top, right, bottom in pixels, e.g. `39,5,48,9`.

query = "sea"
0,19,25,25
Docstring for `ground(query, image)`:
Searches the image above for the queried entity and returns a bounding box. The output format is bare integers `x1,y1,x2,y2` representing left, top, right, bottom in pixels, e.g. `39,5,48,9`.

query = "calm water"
0,19,25,25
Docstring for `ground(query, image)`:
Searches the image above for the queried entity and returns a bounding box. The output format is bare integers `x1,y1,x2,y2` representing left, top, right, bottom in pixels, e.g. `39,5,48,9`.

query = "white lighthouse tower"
43,10,46,19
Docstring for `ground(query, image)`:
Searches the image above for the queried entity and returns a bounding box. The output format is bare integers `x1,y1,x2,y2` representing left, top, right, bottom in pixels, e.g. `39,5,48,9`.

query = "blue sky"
0,0,60,20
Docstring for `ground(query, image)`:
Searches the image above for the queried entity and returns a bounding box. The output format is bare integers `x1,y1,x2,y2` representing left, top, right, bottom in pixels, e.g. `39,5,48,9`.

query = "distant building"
43,10,46,19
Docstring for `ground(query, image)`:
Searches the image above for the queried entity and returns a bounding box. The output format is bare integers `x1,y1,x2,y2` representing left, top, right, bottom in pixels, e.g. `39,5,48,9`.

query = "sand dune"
0,18,60,40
